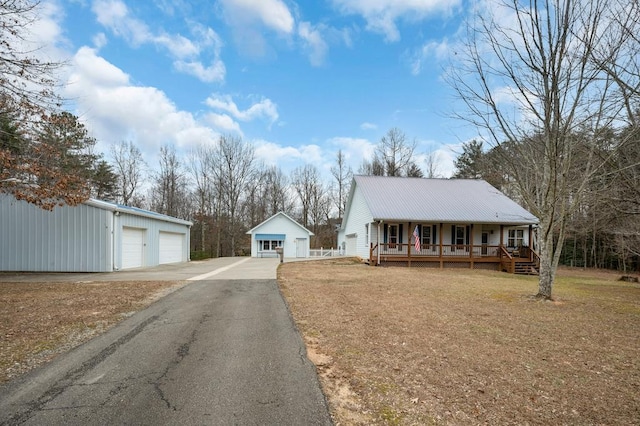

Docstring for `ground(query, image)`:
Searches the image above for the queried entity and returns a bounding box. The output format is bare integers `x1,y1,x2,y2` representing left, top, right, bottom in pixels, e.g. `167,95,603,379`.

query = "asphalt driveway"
0,258,332,425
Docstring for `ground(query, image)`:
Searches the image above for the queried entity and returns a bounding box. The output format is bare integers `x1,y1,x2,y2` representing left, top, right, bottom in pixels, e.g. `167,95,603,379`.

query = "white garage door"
122,227,145,269
159,232,184,264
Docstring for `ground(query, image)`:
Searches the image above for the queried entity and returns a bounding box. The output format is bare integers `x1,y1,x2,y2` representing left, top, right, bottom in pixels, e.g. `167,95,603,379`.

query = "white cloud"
331,0,461,42
65,47,218,159
174,59,226,83
205,113,243,135
93,32,108,49
218,0,295,34
410,38,451,75
205,94,279,126
91,0,225,83
360,122,377,130
327,136,376,171
298,21,329,66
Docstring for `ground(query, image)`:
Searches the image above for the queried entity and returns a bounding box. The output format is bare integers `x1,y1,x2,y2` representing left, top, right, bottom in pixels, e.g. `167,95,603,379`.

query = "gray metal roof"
353,175,538,225
86,198,193,226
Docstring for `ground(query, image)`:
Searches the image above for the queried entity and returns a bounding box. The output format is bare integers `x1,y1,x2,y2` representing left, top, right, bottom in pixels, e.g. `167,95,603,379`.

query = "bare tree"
150,144,189,218
212,135,255,256
448,0,640,298
110,141,146,207
0,0,62,113
187,144,216,252
262,165,293,216
330,149,352,220
424,148,442,178
291,164,319,229
376,128,417,176
359,128,420,177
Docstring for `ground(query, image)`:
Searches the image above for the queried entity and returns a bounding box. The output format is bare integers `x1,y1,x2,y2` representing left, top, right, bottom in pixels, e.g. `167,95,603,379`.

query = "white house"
246,212,314,258
0,194,192,272
338,176,540,274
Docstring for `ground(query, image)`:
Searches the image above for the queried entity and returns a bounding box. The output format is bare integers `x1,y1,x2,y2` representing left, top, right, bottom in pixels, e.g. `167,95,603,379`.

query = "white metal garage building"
0,194,192,272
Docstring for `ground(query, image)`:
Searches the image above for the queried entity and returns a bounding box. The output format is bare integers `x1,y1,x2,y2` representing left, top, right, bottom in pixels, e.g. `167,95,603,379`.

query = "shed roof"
349,175,538,225
246,211,314,235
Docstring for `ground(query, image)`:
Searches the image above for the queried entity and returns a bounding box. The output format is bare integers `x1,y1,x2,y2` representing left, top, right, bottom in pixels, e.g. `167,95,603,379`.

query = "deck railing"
373,243,505,258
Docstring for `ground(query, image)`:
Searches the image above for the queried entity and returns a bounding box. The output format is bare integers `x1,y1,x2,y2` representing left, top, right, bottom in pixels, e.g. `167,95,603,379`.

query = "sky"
29,0,480,180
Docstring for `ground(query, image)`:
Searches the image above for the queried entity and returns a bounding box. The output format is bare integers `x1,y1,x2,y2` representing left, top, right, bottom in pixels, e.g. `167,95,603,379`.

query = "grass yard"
278,259,640,425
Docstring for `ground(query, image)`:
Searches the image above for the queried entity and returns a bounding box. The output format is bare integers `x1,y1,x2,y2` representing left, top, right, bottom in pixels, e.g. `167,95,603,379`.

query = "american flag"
413,225,421,252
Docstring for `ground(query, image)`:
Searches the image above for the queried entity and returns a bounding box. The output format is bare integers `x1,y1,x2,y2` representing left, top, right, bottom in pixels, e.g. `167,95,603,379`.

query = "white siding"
248,213,312,258
339,185,374,260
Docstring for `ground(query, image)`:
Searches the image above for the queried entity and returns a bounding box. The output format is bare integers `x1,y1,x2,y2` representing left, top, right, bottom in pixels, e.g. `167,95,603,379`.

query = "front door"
388,224,398,248
481,232,489,255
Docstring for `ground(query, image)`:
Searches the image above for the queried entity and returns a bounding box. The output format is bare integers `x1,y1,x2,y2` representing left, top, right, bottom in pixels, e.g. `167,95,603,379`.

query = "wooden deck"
369,243,540,275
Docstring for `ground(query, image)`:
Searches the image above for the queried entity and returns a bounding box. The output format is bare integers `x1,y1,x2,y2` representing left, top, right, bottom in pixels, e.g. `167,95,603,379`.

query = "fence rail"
309,248,344,258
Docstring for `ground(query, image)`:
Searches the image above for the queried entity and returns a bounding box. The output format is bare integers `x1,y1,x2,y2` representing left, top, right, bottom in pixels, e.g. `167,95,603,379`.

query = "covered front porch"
369,223,539,275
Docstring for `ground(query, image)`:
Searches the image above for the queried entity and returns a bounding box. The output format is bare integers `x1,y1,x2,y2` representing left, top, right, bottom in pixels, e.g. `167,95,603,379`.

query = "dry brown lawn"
0,280,185,383
278,259,640,425
2,263,638,425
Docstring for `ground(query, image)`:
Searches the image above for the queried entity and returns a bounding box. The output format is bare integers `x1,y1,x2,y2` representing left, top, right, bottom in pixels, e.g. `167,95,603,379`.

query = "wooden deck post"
469,223,474,269
408,221,412,267
439,223,444,269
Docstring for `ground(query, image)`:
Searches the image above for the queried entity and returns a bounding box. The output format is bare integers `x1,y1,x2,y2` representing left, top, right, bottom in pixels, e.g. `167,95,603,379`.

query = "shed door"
345,235,357,256
159,232,184,264
122,227,145,269
296,238,307,258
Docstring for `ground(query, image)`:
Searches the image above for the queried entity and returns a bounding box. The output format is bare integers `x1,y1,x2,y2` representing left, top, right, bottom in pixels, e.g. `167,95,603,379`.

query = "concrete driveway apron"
0,258,332,425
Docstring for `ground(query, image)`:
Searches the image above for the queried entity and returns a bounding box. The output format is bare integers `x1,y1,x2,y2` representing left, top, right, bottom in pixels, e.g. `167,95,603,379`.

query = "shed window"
261,240,283,251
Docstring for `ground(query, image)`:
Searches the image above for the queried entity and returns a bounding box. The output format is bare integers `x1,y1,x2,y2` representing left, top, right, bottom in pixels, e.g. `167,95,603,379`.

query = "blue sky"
31,0,479,178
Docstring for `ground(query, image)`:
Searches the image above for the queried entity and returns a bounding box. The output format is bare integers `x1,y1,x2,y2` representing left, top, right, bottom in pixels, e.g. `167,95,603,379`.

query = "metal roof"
246,211,314,235
85,198,193,226
352,175,538,225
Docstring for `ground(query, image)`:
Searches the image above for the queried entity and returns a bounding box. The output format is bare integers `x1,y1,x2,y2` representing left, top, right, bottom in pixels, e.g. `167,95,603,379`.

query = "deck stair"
514,261,539,275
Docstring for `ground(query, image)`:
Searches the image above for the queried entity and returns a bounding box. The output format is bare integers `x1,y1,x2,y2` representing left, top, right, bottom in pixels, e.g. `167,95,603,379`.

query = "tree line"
1,0,638,300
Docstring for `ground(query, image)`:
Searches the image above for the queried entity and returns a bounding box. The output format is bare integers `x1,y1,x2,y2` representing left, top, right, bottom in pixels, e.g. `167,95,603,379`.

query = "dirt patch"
279,259,640,425
0,280,187,383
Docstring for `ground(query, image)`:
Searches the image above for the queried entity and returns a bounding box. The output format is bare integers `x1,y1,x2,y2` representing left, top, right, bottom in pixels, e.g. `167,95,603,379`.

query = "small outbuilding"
246,212,313,258
0,194,192,272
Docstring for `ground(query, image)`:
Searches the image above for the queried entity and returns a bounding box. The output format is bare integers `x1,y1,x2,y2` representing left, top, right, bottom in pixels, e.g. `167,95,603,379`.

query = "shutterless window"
421,225,431,246
508,230,524,247
261,240,283,250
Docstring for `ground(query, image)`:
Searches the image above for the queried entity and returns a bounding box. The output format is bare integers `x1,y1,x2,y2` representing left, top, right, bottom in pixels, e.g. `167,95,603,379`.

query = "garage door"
122,227,145,269
159,232,184,264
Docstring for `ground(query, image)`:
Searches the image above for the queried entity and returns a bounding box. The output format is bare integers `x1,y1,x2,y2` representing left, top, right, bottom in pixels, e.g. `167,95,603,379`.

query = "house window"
365,223,369,245
421,225,431,247
388,224,398,248
456,226,466,246
508,229,524,248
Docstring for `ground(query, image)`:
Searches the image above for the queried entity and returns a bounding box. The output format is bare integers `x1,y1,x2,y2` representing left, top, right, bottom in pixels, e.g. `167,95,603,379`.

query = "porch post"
377,221,381,266
500,225,504,249
439,222,444,269
408,221,412,267
469,223,474,269
528,224,533,261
